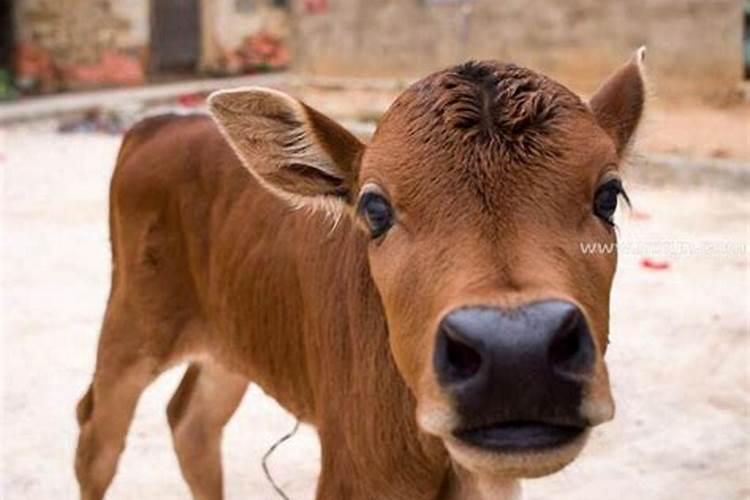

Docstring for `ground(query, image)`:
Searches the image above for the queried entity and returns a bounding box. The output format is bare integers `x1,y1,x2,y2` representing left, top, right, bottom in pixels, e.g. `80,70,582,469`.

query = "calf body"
75,114,448,499
76,54,646,500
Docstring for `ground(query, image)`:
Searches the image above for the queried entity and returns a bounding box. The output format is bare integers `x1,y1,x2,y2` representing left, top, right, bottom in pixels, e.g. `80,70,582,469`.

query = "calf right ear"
208,87,364,212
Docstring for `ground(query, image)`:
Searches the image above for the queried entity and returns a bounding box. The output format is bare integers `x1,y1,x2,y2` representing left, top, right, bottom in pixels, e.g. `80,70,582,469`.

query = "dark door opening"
150,0,201,77
0,0,13,71
0,0,14,98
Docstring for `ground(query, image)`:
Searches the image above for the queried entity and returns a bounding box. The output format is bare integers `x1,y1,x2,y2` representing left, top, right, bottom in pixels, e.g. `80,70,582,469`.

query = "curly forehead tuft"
387,61,588,161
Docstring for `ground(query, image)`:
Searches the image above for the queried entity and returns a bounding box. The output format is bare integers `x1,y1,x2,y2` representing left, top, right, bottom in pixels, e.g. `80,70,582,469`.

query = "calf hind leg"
167,362,248,500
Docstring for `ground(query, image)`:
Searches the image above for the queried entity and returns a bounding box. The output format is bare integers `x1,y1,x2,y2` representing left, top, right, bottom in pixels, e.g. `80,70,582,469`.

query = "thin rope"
262,419,301,500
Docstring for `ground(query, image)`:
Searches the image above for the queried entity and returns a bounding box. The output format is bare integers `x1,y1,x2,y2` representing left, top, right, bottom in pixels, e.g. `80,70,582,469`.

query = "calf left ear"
589,47,647,156
208,87,364,211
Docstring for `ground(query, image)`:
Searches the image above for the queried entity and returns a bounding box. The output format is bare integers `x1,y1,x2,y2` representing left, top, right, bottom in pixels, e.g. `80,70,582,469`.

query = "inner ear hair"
207,87,364,217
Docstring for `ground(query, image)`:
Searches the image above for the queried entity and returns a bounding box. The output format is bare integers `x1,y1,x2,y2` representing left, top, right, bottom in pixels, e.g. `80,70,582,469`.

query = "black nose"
434,300,594,421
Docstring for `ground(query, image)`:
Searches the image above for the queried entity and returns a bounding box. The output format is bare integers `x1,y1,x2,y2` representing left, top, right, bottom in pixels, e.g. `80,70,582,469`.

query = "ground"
1,111,748,499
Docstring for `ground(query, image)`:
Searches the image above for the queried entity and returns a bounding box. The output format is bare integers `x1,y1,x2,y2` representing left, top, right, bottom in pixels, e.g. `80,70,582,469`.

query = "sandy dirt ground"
2,119,749,500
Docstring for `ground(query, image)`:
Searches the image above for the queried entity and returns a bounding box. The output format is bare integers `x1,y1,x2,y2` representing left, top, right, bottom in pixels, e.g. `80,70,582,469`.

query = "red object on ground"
178,93,207,107
640,258,670,270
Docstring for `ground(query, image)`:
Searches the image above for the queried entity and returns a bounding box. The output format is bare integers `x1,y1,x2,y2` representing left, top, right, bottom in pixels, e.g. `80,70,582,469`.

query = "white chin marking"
636,45,647,62
581,397,615,425
416,407,459,436
476,478,522,500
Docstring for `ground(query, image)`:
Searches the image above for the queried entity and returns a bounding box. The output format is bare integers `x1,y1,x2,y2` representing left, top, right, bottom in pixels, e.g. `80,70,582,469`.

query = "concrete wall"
200,0,291,72
292,0,745,97
13,0,743,96
210,0,290,50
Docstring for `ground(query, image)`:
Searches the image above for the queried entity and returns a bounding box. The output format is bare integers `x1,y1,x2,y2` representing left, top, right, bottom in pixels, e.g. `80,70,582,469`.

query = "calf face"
209,51,645,482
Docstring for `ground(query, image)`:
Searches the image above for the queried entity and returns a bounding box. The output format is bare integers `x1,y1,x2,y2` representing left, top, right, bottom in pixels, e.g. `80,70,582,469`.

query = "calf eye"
358,191,394,239
594,178,628,226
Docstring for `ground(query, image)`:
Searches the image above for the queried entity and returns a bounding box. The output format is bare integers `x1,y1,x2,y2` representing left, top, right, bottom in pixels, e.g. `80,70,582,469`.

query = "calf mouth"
453,420,588,452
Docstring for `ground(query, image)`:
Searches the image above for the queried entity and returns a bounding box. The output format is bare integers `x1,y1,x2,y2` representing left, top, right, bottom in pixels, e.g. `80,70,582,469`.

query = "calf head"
209,50,646,483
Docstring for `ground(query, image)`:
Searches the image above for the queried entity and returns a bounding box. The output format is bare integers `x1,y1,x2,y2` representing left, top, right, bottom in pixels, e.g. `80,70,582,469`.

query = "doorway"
0,0,13,98
150,0,202,76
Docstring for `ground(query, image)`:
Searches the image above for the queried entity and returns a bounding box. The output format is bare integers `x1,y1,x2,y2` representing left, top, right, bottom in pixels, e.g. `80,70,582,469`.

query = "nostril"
445,335,482,380
548,317,580,366
434,319,485,386
547,310,594,377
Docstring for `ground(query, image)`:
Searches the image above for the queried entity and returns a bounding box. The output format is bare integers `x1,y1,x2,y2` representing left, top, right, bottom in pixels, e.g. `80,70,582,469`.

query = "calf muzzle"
433,300,595,451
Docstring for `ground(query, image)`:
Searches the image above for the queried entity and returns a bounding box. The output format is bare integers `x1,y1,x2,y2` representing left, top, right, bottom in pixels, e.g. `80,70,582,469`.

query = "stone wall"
292,0,744,97
13,0,290,92
14,0,147,91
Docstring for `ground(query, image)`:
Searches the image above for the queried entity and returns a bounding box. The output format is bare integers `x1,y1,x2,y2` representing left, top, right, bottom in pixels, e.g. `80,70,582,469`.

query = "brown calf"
75,50,646,500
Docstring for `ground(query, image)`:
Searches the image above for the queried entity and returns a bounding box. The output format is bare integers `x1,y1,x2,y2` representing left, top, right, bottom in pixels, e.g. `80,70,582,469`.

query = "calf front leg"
75,337,159,500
